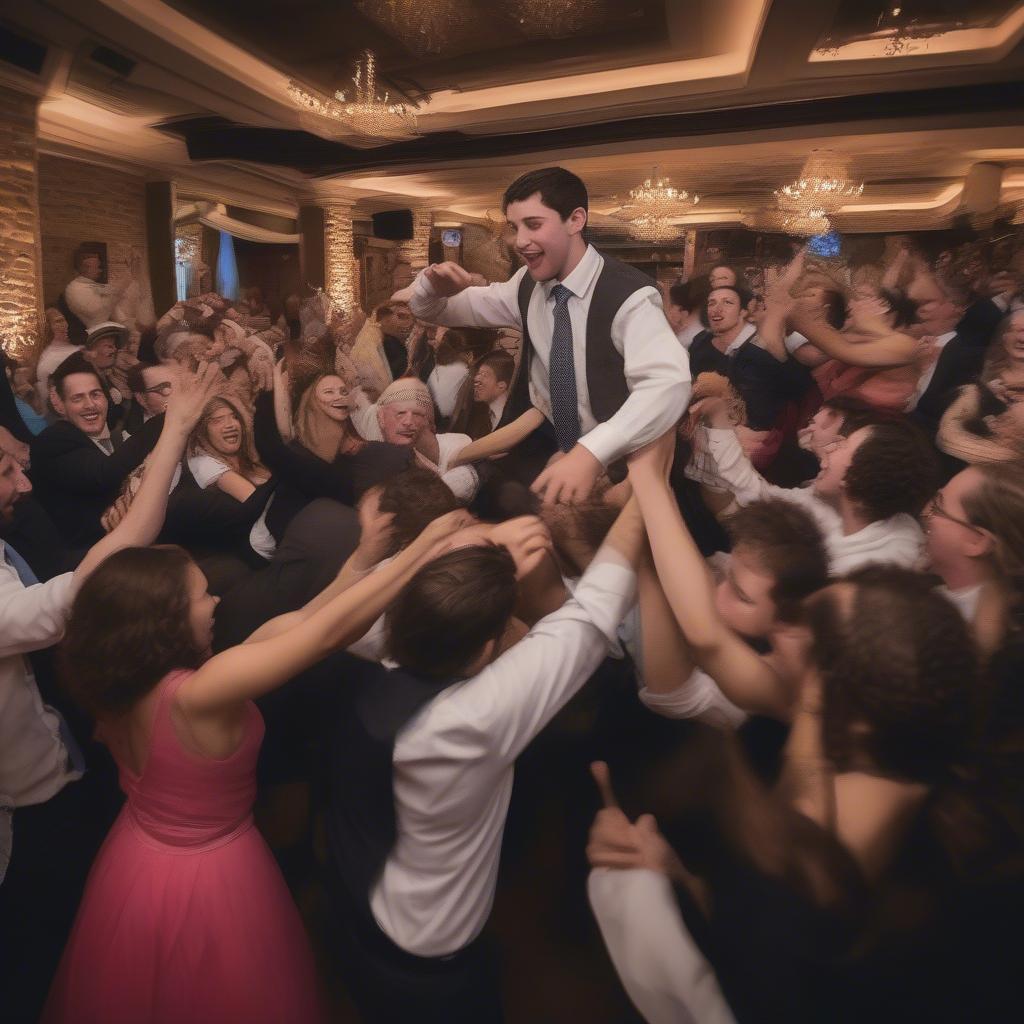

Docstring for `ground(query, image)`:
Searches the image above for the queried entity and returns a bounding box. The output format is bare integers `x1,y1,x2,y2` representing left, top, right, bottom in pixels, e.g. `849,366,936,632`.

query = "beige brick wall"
395,209,432,272
0,86,43,360
37,153,147,308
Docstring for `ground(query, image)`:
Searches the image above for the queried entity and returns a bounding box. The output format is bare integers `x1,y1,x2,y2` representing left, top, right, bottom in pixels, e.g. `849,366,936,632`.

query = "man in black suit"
29,353,162,550
450,351,516,440
124,362,176,436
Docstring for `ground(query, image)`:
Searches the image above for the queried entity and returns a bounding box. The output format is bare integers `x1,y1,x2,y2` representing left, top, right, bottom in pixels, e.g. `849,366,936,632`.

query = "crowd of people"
2,165,1022,1023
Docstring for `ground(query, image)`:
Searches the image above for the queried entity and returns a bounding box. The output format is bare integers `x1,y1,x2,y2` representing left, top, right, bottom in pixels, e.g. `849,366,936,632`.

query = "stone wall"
394,209,432,273
37,153,147,308
0,86,42,359
324,203,357,313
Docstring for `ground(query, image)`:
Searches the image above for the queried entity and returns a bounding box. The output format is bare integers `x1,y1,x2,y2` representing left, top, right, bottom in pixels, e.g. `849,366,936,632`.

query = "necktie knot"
551,283,573,306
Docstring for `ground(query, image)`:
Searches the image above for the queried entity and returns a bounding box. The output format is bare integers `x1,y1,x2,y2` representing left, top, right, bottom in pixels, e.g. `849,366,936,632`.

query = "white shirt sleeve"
639,668,748,729
408,266,525,329
430,554,636,766
0,558,76,658
588,868,737,1024
784,331,811,353
578,288,692,468
64,277,116,329
187,453,230,490
702,428,788,505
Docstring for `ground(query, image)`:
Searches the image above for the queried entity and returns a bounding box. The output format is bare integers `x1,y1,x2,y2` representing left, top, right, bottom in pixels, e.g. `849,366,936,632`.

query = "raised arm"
936,385,1020,464
629,432,795,720
756,249,806,363
176,509,472,715
449,407,546,466
403,262,524,329
790,299,918,369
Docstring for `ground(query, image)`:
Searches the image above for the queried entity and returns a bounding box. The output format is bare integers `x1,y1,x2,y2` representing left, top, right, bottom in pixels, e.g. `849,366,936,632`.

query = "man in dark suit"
450,351,516,440
29,353,162,550
124,362,176,436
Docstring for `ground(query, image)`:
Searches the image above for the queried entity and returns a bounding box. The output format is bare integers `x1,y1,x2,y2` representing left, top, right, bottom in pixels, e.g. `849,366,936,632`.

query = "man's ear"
496,380,510,395
566,207,588,237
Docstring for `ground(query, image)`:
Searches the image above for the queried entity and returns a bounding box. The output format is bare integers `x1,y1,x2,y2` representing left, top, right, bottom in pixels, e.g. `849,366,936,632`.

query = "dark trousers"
325,868,504,1024
0,767,121,1024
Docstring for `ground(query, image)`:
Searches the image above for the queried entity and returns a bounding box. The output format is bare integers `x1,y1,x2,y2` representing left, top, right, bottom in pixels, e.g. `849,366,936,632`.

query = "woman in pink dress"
43,510,469,1024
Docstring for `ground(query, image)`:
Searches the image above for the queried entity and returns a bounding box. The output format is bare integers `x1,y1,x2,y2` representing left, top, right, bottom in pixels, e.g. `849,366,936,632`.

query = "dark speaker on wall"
372,209,414,241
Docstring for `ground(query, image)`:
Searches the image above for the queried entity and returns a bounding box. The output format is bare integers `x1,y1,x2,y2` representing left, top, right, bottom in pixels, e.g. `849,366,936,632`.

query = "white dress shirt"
370,550,637,957
906,329,957,412
434,432,479,503
426,361,469,419
676,320,704,349
408,245,691,467
700,427,925,574
488,393,508,430
64,275,122,330
589,868,736,1024
0,546,81,811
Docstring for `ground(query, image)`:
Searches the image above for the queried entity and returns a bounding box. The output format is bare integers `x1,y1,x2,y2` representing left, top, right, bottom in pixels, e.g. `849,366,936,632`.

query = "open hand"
165,361,222,434
489,515,553,579
422,262,475,298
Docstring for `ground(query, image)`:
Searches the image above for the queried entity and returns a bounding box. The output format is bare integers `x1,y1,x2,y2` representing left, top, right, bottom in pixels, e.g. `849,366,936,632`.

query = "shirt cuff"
992,293,1010,312
577,424,619,469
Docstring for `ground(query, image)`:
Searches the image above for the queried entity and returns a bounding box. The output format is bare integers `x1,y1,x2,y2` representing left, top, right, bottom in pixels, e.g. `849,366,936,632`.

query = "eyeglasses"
924,492,979,531
144,382,173,396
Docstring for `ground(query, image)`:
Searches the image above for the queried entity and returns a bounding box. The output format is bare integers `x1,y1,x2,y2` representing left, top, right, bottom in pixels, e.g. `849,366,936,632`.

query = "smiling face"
379,400,429,446
313,374,351,423
473,364,507,404
706,287,745,336
53,371,108,436
185,562,219,659
204,402,243,457
136,365,176,417
505,192,587,282
0,450,32,522
798,405,844,453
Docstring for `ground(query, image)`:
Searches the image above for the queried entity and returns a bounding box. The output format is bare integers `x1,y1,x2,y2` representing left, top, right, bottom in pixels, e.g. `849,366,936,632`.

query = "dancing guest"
665,279,706,348
41,503,469,1024
401,166,690,502
124,362,176,435
324,502,642,1021
0,364,219,1023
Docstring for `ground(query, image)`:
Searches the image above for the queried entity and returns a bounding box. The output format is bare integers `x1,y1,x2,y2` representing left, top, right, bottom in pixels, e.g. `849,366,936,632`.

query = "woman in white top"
187,395,276,559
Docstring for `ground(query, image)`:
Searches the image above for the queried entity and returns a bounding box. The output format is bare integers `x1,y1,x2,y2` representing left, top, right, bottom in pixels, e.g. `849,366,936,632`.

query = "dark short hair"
502,167,588,220
50,352,101,399
375,466,459,556
126,361,157,396
385,545,518,678
669,279,705,313
60,546,205,717
728,500,830,622
877,287,917,329
820,395,895,437
844,420,939,521
475,350,515,387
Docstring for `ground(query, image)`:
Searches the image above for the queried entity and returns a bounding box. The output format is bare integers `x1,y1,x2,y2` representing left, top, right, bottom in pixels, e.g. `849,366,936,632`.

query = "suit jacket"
914,334,985,436
29,415,163,548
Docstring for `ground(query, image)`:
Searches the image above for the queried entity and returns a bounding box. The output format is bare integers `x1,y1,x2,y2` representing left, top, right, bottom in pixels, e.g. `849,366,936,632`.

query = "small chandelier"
288,51,418,144
627,216,682,243
356,0,466,57
775,149,863,215
748,208,833,237
508,0,607,39
627,168,700,218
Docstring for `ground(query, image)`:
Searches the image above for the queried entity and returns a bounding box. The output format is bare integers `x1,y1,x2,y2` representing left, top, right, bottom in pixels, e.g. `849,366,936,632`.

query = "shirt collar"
724,321,758,355
934,330,957,348
542,244,602,302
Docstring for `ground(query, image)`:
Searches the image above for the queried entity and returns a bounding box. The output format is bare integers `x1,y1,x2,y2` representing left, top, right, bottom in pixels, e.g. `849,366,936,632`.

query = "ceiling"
3,0,1024,231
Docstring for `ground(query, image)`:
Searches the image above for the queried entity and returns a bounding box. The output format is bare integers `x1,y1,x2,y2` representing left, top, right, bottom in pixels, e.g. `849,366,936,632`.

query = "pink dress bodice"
116,669,264,849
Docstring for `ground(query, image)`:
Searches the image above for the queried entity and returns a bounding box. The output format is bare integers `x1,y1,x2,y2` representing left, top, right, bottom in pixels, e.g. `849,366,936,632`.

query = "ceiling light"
356,0,466,57
288,51,418,145
747,209,833,236
626,216,682,243
774,149,863,215
626,168,700,218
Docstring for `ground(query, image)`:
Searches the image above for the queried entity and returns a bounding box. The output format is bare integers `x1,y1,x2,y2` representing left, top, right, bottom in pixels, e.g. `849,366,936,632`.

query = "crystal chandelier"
748,209,833,237
627,216,682,243
774,150,863,215
288,51,418,144
627,168,699,218
356,0,466,57
508,0,606,39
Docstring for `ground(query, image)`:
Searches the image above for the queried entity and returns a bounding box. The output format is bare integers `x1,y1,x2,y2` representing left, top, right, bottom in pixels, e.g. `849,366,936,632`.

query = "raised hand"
422,261,475,298
586,761,644,870
164,361,223,435
489,515,553,579
415,508,478,554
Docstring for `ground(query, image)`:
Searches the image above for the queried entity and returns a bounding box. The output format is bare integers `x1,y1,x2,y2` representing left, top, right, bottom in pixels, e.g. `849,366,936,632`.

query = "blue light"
807,230,841,258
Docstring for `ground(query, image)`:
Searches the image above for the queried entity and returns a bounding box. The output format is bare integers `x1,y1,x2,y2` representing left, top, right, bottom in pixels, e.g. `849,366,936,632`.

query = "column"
395,209,432,273
145,181,176,318
0,85,43,360
322,203,358,314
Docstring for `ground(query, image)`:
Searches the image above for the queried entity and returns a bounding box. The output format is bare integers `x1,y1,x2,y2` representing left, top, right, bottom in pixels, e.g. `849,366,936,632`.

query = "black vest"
326,655,458,926
503,251,655,427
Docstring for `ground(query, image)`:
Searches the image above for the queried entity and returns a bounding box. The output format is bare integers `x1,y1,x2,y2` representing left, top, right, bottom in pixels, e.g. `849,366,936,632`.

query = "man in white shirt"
400,167,690,504
0,364,218,1022
693,403,937,575
63,250,135,337
324,501,643,1021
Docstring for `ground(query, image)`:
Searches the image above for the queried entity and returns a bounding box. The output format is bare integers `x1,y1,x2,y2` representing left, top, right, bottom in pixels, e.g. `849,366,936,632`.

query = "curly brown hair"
806,566,976,784
844,420,939,521
375,466,459,557
60,546,205,718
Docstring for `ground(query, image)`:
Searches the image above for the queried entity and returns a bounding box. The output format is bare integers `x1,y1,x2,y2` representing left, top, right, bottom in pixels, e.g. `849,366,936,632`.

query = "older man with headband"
351,377,478,503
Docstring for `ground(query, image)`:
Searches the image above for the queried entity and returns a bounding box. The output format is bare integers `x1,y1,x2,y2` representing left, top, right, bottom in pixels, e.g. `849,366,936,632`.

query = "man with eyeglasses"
124,363,176,435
